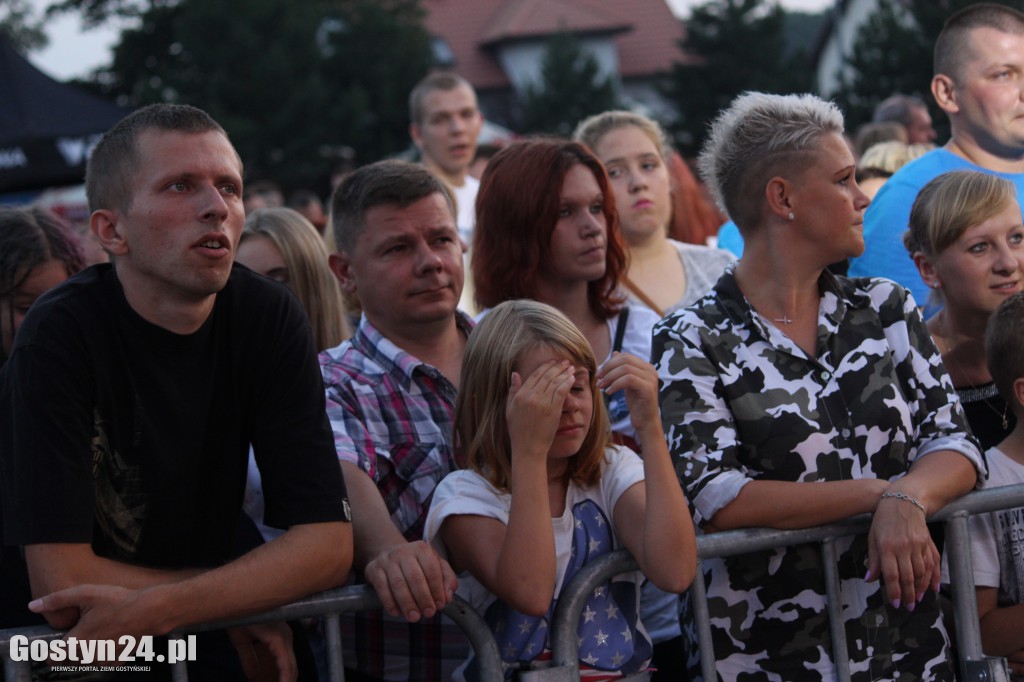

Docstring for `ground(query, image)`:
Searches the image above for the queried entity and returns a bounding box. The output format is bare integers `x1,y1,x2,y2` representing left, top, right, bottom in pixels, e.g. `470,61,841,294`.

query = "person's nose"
414,241,444,274
580,210,604,239
198,184,229,223
993,241,1022,274
627,167,647,194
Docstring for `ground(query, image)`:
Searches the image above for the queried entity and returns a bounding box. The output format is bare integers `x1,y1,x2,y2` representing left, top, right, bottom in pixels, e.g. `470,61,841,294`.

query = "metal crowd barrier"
540,484,1024,682
3,483,1023,681
0,585,505,682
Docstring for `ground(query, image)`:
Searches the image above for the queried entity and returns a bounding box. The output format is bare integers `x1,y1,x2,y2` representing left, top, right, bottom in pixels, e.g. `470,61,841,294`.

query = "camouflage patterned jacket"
653,269,984,682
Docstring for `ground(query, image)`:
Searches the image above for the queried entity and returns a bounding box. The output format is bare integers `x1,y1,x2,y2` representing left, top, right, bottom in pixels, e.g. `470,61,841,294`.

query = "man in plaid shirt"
321,160,472,681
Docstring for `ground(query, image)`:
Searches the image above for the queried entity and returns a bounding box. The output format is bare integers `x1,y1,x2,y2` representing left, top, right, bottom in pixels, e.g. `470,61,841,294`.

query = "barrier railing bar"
546,485,1024,682
170,586,380,634
324,613,343,682
820,538,851,682
171,655,187,682
5,485,1024,681
690,558,716,682
551,550,637,672
2,649,28,682
0,626,56,682
947,512,983,663
0,587,505,682
443,595,506,681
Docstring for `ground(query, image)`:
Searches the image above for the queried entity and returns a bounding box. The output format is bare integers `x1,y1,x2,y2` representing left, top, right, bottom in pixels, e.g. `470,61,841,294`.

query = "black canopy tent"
0,35,127,194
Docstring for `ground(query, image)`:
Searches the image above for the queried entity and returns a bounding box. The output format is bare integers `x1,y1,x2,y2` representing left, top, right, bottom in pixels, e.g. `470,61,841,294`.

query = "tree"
832,0,1021,135
519,31,622,137
61,0,434,192
0,0,48,53
663,0,813,153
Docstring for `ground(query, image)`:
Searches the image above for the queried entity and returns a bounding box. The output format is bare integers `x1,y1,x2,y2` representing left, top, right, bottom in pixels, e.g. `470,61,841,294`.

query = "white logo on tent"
0,147,28,169
57,134,103,167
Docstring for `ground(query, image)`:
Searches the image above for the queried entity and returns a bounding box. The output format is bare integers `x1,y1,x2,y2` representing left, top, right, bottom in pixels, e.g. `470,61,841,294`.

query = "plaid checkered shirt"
320,313,473,680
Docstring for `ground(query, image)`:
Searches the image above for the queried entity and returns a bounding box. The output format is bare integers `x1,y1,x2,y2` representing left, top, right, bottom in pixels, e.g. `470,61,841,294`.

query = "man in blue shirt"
850,3,1024,305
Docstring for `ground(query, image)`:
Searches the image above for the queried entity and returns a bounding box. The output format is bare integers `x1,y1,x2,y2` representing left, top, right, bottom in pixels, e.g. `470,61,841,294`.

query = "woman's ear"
912,251,940,290
764,176,793,222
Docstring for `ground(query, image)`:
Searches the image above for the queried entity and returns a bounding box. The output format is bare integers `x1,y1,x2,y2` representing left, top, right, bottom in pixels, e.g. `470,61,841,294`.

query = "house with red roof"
421,0,692,131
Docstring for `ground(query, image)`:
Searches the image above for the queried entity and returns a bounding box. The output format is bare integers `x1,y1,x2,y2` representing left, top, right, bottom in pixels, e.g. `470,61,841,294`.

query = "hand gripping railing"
0,585,506,682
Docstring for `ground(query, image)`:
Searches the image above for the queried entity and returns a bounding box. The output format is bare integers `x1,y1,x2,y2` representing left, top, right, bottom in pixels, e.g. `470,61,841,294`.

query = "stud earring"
788,211,795,221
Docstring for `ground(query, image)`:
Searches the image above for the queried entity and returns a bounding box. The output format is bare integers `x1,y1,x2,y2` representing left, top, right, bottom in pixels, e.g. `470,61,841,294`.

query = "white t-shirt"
967,447,1024,605
451,175,480,245
424,445,651,679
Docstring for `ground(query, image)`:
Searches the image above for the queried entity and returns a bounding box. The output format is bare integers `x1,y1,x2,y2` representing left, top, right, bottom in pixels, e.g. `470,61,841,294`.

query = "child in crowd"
968,291,1024,664
424,299,695,680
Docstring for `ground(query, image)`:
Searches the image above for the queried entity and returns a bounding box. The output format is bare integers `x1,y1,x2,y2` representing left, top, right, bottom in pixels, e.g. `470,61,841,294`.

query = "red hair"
667,151,726,245
472,138,627,319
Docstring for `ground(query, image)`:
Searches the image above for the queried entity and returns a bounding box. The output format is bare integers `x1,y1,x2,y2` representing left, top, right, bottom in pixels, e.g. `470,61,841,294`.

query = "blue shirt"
849,148,1024,303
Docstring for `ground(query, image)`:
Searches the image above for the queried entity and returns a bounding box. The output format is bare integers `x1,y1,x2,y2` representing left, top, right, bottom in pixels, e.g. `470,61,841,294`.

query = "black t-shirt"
0,263,349,623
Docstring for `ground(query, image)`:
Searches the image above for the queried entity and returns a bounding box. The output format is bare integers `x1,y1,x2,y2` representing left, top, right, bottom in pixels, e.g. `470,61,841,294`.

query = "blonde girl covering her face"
242,207,352,351
574,111,734,317
424,299,695,680
456,299,610,492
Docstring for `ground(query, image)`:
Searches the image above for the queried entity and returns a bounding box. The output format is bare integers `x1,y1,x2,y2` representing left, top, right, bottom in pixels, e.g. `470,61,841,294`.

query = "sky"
24,0,836,81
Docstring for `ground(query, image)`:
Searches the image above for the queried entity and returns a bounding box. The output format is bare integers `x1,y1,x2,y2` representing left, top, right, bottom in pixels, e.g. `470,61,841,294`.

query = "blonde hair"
242,207,352,351
858,141,933,177
905,171,1017,257
455,300,611,493
573,110,672,162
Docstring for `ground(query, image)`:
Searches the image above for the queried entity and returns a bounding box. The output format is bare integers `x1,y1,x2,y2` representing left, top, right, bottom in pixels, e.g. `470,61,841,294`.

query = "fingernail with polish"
891,599,900,609
906,601,915,613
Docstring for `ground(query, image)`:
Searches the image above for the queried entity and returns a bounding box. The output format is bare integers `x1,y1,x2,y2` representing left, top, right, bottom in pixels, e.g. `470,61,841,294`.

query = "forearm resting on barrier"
706,478,889,532
25,521,351,639
340,461,457,622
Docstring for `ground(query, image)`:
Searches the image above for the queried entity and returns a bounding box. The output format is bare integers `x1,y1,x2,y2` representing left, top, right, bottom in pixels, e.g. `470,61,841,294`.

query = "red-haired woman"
473,138,659,447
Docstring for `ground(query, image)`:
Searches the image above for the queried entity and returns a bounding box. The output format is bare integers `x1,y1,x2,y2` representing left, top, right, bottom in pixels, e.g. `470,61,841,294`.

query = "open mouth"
193,234,230,254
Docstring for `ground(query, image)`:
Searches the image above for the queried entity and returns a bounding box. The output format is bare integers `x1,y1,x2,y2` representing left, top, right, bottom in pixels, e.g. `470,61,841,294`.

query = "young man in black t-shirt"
0,104,352,679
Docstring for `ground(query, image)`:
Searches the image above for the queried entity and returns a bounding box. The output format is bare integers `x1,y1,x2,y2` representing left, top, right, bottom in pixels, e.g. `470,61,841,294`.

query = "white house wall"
816,0,879,97
496,36,620,94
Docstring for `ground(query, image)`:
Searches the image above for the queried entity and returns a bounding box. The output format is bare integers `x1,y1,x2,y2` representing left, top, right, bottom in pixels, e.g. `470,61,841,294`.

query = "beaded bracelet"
880,491,927,515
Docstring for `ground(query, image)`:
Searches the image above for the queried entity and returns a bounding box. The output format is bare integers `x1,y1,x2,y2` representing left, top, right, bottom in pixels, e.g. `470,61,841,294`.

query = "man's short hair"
987,291,1024,407
329,160,456,254
408,71,475,125
872,94,928,127
86,103,232,213
935,3,1024,82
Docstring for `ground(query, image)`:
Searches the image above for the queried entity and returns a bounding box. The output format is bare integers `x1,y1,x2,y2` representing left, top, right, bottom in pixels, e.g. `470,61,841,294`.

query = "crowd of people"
2,3,1024,682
